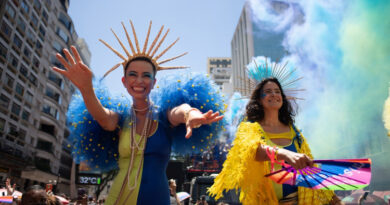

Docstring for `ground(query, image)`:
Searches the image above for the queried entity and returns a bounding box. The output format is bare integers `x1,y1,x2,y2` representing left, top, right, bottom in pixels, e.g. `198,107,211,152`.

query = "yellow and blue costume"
208,121,334,205
67,73,226,204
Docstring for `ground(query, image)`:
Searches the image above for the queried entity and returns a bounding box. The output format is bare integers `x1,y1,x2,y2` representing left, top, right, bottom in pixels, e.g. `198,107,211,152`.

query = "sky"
68,0,245,95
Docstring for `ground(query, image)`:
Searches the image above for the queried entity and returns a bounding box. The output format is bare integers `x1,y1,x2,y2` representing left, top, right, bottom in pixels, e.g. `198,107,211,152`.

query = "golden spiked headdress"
99,20,188,77
239,57,304,100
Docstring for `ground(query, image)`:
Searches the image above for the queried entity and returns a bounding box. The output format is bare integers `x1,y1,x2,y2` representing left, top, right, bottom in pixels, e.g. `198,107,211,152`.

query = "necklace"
114,105,153,204
133,101,150,112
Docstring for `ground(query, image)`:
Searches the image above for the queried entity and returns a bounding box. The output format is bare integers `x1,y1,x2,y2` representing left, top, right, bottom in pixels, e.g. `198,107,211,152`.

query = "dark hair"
21,185,48,205
124,57,157,76
246,77,296,125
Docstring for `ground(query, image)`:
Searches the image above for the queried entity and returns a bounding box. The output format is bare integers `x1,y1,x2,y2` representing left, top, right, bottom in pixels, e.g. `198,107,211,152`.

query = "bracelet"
184,108,200,124
266,146,287,171
274,147,279,161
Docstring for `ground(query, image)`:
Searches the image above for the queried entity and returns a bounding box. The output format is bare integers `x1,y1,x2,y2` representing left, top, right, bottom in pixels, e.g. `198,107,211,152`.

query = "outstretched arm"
167,104,223,139
52,46,119,131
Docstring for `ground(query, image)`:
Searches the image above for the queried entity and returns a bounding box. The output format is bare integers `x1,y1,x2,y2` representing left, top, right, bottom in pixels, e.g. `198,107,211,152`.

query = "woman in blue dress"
53,21,224,204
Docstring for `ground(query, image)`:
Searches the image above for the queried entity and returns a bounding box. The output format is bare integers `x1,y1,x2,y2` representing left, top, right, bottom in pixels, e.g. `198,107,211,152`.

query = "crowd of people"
188,142,231,172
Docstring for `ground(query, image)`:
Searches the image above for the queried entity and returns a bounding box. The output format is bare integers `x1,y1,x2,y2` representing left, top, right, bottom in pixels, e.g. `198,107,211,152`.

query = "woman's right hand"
278,148,313,170
52,46,93,93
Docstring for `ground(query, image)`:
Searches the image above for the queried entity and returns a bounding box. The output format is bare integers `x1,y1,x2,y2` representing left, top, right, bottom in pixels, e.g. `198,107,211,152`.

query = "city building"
0,0,90,195
231,1,302,96
207,57,232,96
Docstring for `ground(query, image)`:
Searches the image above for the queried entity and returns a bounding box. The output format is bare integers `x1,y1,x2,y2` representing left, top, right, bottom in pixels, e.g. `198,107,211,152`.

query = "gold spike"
121,22,136,54
155,38,179,60
142,21,152,54
151,29,170,57
158,66,188,71
274,61,289,80
111,28,131,58
279,68,297,83
103,62,122,78
129,20,141,53
275,62,291,82
284,88,306,92
282,77,303,88
158,52,188,65
147,25,164,55
99,39,127,61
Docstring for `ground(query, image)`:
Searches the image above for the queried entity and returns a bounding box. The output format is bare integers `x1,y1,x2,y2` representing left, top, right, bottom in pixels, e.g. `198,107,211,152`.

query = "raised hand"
52,46,93,93
185,109,224,139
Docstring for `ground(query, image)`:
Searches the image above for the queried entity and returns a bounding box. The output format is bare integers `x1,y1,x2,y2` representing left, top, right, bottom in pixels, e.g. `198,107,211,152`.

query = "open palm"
52,46,93,92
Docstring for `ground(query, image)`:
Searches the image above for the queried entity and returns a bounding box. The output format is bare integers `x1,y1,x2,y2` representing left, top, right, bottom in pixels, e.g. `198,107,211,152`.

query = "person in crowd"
209,77,342,204
54,21,223,204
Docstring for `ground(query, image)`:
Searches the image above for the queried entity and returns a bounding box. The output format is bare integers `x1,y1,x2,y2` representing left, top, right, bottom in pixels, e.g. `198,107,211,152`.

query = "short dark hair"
124,57,156,76
246,77,296,125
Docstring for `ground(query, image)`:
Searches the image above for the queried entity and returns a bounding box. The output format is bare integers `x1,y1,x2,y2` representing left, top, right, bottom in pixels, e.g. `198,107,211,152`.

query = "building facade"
207,57,232,96
231,1,302,96
0,0,89,195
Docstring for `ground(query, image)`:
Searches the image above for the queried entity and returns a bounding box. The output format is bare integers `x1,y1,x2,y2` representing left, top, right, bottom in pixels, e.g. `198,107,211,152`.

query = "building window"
39,123,55,136
20,64,28,77
7,53,18,68
28,74,37,86
36,40,42,54
5,3,16,19
17,17,26,33
26,29,35,43
58,13,72,30
8,123,18,136
33,0,41,11
46,87,60,103
52,41,62,53
32,56,40,68
18,129,26,141
24,91,33,104
56,28,69,43
44,0,51,9
42,10,49,22
15,83,24,96
23,47,31,59
35,156,51,172
1,21,12,39
48,71,62,87
21,1,29,14
42,104,58,119
0,94,10,109
0,118,5,132
13,35,22,48
5,74,14,88
39,25,46,37
11,103,21,116
31,13,39,28
22,110,30,121
0,42,7,59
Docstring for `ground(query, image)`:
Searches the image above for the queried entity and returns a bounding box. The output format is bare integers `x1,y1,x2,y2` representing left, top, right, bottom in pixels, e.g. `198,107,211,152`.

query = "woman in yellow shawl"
209,78,341,205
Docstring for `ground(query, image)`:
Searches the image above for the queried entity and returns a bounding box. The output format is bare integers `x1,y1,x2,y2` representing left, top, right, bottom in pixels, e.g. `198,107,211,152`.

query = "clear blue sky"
68,0,246,94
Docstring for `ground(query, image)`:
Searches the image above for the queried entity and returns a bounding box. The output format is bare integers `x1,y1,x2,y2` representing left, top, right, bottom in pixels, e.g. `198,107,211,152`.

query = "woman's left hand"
185,110,223,139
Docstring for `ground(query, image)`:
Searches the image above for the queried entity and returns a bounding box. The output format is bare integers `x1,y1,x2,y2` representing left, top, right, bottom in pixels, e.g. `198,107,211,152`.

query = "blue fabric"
281,128,300,198
136,122,172,204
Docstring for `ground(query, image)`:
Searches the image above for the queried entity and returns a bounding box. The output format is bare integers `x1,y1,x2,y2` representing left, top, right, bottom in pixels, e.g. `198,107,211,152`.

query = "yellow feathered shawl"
208,121,334,205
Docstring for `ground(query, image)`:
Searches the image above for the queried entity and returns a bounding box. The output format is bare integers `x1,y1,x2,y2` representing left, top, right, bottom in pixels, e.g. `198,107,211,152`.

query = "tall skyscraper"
231,1,302,96
0,0,90,194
